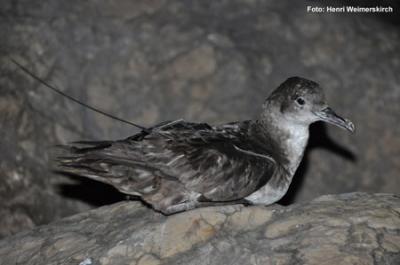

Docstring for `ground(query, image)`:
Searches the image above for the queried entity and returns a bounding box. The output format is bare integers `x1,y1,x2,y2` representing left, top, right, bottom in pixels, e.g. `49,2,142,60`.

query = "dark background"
1,0,399,238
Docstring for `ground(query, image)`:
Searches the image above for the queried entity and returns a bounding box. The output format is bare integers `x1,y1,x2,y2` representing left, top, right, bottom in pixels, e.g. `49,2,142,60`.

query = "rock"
0,193,399,265
1,0,400,238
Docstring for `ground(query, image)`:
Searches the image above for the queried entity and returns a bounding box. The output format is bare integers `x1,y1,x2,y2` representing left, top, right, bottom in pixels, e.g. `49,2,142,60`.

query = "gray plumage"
57,77,354,214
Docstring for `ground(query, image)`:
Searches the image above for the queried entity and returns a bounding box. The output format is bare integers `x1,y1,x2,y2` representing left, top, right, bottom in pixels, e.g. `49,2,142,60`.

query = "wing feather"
57,120,277,202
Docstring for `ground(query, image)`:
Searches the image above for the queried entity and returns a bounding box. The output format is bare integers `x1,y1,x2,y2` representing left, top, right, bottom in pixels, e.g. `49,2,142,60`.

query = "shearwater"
58,78,354,214
10,59,354,215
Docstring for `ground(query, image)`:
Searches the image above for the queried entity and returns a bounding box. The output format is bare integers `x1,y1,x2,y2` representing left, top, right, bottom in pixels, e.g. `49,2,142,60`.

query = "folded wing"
57,120,277,209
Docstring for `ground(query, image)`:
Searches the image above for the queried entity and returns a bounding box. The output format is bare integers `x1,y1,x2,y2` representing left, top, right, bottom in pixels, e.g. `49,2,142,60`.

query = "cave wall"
0,0,399,237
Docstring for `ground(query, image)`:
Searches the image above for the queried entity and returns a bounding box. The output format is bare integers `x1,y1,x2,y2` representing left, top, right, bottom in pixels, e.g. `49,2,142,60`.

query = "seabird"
54,77,355,214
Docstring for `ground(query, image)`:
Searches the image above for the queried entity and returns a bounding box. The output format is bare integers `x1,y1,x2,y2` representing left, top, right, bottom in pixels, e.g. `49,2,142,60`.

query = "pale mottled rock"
0,193,399,265
349,225,378,250
159,207,227,258
227,205,275,232
264,214,314,238
137,254,161,265
299,244,373,265
381,233,400,253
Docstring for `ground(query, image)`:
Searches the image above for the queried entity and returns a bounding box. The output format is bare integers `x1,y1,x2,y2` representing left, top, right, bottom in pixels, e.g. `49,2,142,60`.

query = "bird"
54,76,354,215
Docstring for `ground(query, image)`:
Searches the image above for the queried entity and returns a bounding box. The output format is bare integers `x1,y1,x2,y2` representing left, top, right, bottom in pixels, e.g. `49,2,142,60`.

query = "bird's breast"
283,130,309,174
245,123,309,205
245,179,288,205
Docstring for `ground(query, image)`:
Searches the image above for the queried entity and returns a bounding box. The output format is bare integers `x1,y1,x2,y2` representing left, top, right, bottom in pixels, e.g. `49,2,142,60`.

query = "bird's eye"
296,97,305,106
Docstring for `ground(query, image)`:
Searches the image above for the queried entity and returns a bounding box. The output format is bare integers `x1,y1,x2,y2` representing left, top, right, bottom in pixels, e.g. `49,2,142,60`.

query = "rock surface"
0,193,399,265
1,0,400,237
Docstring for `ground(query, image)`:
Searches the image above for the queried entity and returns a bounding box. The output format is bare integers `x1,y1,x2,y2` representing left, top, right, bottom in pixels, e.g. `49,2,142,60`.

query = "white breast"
245,122,309,205
283,123,309,174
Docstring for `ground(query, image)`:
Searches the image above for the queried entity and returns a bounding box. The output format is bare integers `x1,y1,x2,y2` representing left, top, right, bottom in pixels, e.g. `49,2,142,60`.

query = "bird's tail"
54,141,157,196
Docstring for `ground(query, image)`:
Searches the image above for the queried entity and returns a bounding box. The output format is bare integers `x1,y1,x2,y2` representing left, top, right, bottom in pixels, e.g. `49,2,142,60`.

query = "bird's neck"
257,111,310,175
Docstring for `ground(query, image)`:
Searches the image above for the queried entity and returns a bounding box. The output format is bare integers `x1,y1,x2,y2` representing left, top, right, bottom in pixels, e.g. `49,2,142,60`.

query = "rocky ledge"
0,192,399,265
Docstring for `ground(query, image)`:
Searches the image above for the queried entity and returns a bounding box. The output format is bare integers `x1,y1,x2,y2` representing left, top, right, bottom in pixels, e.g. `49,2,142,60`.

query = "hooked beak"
314,107,355,133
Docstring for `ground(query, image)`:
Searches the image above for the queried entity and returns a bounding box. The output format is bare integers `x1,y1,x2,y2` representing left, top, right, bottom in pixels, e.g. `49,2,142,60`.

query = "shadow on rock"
57,173,126,207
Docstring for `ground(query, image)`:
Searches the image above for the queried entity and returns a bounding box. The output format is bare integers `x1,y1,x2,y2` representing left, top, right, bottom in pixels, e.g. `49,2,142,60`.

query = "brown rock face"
1,0,400,237
0,193,399,265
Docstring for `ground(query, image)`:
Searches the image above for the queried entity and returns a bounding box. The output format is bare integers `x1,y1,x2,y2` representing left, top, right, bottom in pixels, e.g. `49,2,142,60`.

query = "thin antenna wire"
9,58,148,131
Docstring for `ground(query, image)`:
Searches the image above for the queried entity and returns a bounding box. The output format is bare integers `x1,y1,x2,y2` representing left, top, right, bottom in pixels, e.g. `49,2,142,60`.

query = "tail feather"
55,140,159,196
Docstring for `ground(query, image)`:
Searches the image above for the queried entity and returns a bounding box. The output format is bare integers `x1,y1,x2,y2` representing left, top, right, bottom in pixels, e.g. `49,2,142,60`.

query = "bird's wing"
57,120,278,201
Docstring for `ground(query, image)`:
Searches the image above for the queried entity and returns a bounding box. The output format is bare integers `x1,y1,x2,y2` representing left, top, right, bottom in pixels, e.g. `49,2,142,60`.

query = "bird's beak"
314,107,355,133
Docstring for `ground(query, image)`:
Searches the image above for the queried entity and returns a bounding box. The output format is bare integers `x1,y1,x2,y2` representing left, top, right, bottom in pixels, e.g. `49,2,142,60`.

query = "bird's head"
263,76,354,132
